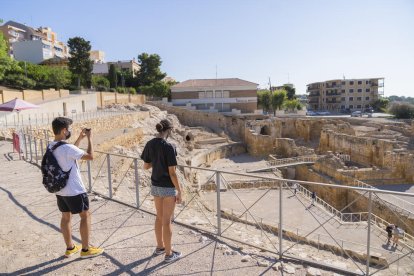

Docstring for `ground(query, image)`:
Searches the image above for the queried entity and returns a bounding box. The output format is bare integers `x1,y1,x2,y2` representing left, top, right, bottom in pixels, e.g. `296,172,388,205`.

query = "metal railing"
0,109,135,129
350,179,414,217
18,131,414,276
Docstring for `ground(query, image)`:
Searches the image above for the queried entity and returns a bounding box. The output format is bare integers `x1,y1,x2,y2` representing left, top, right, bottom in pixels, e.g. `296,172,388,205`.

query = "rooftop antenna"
343,73,346,80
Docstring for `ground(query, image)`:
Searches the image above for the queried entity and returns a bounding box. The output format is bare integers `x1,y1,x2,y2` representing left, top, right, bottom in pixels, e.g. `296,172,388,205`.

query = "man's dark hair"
52,117,73,135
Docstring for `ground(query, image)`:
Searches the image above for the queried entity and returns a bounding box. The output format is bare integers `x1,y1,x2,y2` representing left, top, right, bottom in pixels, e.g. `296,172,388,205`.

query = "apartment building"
171,78,258,113
0,21,69,62
90,50,105,63
307,78,384,112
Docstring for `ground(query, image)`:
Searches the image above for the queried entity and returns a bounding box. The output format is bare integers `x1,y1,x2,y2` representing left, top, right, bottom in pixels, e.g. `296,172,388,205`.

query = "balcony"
326,92,341,97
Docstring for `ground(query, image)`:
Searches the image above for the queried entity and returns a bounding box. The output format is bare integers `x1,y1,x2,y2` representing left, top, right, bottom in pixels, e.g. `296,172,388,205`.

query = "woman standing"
141,119,183,263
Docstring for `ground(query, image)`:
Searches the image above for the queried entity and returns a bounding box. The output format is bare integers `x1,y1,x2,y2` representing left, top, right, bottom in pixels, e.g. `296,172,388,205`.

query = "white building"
12,40,54,64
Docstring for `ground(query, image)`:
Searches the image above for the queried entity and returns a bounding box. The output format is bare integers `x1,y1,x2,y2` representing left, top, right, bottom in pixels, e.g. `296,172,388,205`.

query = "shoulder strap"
51,141,67,151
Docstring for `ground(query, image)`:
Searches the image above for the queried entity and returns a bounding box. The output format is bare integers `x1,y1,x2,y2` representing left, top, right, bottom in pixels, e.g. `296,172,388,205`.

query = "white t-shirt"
49,141,86,196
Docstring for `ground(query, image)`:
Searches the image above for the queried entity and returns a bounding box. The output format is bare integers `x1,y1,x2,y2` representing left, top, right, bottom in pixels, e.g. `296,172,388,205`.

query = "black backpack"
41,141,72,193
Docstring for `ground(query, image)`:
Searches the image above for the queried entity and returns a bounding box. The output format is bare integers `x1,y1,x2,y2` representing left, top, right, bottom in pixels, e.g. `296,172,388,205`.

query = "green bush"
2,74,36,89
109,88,116,92
128,87,136,94
96,85,108,92
116,87,126,93
92,75,110,91
388,102,414,119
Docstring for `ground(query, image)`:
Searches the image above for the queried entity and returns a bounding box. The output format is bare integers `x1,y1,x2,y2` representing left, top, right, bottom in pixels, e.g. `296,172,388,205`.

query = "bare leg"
79,210,91,250
61,212,73,248
154,196,164,249
162,197,176,256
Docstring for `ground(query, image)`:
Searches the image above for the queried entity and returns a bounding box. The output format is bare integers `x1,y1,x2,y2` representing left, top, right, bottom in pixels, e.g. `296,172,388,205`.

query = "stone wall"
319,129,414,182
189,143,246,167
319,129,395,167
97,92,145,107
149,102,265,141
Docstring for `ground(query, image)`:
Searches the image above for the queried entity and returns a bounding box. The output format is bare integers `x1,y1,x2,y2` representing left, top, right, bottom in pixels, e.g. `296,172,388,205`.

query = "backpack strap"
51,141,67,151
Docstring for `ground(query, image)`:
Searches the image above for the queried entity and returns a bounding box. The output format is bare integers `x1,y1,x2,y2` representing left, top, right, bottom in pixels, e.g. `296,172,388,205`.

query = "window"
365,104,370,108
215,91,222,98
223,91,230,98
341,81,345,85
357,97,362,101
350,81,354,85
366,80,369,84
366,88,370,92
349,89,354,93
205,91,213,98
198,91,205,98
349,105,354,109
349,97,354,101
358,89,362,92
357,105,361,108
358,81,362,85
341,97,345,101
365,97,370,100
341,89,345,93
341,105,345,109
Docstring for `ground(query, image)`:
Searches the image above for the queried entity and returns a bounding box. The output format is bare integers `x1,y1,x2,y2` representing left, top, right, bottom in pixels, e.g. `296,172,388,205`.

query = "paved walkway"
0,141,276,275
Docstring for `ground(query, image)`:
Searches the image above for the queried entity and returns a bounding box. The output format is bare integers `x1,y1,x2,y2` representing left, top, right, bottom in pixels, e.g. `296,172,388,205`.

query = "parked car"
351,111,362,117
317,111,331,116
306,110,317,116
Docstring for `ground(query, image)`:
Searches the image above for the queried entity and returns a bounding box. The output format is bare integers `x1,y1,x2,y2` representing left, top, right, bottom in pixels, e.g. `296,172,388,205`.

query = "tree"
388,102,414,119
92,75,110,91
67,37,93,88
372,97,389,112
140,81,170,97
48,67,72,89
257,90,271,114
283,85,296,100
108,64,118,88
284,98,302,111
0,32,16,81
136,53,166,86
271,89,287,115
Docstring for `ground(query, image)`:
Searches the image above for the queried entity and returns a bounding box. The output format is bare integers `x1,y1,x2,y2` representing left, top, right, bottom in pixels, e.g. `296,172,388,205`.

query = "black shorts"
56,193,89,214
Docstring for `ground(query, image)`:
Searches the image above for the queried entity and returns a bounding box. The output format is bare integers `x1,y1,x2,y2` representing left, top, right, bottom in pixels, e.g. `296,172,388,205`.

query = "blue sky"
2,0,413,96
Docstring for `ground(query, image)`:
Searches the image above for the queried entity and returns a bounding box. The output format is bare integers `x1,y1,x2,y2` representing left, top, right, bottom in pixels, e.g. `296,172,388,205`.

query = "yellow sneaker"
65,244,81,258
80,246,104,258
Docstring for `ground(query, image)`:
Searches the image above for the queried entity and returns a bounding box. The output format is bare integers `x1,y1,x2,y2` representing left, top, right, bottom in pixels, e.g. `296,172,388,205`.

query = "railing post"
107,154,112,198
279,180,283,260
134,158,140,208
216,172,221,236
43,129,49,143
28,135,33,162
34,138,38,164
87,160,92,193
40,139,44,157
23,133,28,160
366,191,372,276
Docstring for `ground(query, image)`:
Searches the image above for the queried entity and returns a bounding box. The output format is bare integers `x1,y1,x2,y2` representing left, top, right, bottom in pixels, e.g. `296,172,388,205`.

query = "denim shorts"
151,185,177,197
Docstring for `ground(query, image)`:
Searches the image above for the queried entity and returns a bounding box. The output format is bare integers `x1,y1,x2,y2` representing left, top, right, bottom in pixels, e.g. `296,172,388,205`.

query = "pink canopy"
0,98,39,112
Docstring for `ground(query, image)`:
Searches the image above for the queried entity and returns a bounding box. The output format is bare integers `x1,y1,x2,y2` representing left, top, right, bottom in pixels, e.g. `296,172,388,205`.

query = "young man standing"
51,117,103,258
